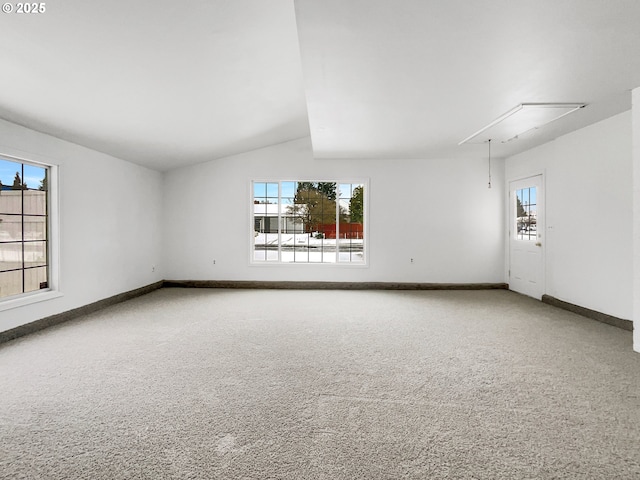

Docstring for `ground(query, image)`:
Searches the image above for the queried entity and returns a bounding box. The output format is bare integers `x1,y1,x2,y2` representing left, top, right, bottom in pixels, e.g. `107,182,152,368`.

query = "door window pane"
516,187,537,240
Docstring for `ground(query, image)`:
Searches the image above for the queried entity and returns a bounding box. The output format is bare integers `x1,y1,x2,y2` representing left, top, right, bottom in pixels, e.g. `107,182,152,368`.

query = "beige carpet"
1,288,639,479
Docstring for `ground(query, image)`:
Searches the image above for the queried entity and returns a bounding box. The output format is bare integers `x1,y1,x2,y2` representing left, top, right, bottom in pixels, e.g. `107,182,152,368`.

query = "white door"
509,175,544,299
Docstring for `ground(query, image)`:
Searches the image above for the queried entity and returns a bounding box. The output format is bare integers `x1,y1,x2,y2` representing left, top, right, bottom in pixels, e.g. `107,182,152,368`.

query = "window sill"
0,290,63,313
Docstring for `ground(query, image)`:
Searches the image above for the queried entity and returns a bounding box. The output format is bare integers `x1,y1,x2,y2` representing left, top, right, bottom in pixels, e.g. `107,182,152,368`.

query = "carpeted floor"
0,288,639,479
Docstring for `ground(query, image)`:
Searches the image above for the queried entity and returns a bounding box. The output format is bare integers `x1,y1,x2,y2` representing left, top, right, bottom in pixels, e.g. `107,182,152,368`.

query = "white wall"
0,119,164,333
163,137,505,284
633,88,640,352
2,110,633,338
506,111,633,320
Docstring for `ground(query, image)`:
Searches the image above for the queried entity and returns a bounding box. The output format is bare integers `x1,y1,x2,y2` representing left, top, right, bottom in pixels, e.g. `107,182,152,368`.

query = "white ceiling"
0,0,310,171
1,0,639,171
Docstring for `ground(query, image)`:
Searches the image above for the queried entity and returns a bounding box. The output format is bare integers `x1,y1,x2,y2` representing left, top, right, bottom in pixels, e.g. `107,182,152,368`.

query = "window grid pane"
252,180,364,264
0,157,49,298
515,187,537,241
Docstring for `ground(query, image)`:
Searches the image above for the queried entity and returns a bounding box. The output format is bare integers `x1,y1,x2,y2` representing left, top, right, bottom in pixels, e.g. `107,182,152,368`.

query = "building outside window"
252,181,366,264
0,156,50,299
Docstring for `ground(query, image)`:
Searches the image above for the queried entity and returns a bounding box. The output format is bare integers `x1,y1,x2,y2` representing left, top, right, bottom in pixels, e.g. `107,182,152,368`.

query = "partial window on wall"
0,156,50,299
252,181,366,264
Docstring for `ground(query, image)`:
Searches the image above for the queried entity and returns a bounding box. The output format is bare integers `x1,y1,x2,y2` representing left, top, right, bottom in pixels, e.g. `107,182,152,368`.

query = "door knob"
535,242,542,247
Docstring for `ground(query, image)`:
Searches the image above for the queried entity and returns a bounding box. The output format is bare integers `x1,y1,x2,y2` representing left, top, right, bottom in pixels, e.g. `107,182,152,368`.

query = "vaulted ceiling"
1,0,639,171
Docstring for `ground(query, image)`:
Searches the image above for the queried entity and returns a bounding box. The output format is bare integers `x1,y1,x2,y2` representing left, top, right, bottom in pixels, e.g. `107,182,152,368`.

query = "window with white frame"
252,181,366,264
515,186,537,241
0,156,51,299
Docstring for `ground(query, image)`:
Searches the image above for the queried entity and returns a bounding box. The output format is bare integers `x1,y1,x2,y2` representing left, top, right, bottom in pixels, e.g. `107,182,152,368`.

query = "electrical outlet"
410,258,414,264
213,259,216,265
152,265,156,272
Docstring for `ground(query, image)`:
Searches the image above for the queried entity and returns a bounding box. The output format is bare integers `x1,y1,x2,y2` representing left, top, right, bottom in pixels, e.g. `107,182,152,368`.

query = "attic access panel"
459,103,586,145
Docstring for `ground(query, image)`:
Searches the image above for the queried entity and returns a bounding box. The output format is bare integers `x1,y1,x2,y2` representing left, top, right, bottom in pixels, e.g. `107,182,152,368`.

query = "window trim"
249,178,369,266
0,151,60,311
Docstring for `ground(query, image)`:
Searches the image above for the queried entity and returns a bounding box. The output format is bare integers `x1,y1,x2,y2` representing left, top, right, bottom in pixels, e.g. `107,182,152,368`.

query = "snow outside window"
515,187,537,241
252,181,365,264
